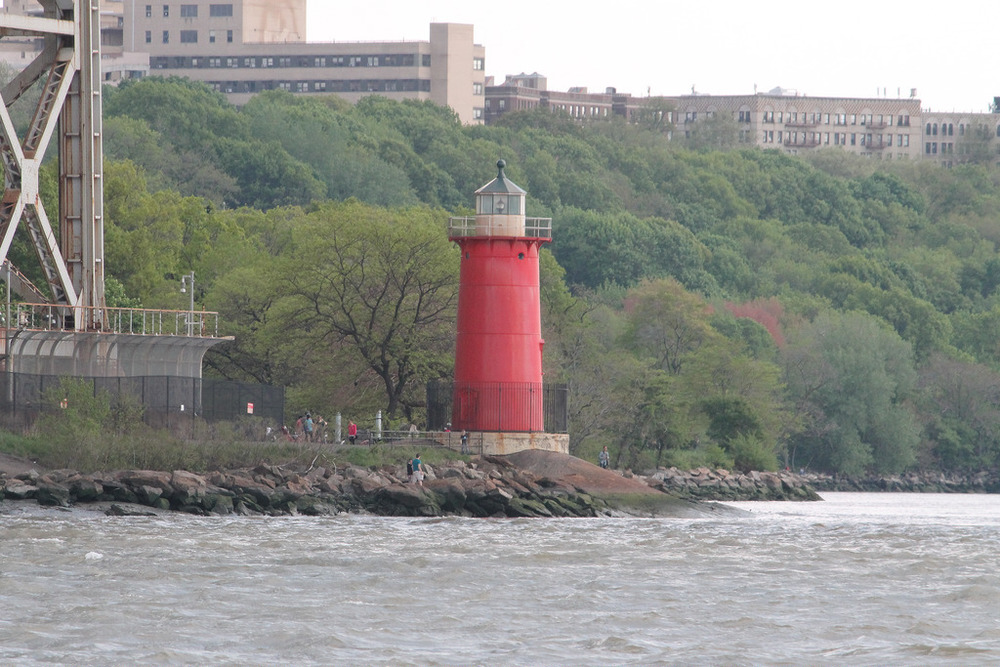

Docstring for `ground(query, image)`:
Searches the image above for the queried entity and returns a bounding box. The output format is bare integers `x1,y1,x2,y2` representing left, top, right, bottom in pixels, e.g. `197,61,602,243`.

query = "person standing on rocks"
412,453,424,486
599,446,610,469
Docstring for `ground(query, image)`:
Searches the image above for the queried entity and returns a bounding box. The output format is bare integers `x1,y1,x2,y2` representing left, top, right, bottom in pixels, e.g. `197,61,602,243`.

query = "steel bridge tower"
0,0,226,381
0,0,105,324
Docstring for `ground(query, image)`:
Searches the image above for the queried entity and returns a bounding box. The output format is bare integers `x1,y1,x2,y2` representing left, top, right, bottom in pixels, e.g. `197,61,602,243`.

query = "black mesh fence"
0,372,284,435
426,380,568,433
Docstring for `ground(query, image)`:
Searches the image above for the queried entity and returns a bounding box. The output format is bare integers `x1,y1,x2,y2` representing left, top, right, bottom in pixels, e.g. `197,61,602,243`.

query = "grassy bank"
0,424,464,475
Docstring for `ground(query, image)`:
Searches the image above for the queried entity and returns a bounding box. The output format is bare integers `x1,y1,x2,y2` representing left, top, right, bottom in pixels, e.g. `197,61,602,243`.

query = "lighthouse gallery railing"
447,217,552,239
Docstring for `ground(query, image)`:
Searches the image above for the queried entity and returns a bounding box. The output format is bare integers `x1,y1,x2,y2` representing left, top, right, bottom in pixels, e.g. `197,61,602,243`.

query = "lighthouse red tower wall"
452,236,547,432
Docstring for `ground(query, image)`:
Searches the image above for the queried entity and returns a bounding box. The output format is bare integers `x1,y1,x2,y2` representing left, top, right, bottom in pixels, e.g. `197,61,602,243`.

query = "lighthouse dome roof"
475,159,526,196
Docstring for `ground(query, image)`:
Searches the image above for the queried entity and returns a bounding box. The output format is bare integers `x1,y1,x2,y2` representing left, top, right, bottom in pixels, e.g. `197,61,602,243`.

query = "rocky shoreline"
804,470,1000,493
0,450,820,518
5,449,993,518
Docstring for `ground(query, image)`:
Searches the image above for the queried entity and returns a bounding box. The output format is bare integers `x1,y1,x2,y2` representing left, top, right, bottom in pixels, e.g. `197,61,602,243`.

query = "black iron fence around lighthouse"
425,381,568,433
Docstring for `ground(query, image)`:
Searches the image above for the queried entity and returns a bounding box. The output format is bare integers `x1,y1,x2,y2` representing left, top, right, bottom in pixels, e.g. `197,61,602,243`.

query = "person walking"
460,430,469,455
599,445,610,469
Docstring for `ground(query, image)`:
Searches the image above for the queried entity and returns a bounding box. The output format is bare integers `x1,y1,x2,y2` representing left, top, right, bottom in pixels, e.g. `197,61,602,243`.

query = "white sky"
308,0,999,114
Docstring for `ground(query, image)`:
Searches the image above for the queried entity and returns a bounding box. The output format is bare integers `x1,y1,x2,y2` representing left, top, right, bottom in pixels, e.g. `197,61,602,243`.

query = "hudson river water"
2,492,999,666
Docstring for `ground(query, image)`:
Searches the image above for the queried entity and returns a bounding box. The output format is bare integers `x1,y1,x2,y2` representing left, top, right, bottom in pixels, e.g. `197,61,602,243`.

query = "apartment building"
125,1,485,123
674,91,922,160
485,73,643,124
674,91,1000,165
487,80,1000,165
0,1,485,124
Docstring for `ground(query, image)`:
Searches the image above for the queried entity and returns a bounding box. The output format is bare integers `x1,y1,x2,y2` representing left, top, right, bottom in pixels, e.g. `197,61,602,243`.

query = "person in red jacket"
347,420,358,445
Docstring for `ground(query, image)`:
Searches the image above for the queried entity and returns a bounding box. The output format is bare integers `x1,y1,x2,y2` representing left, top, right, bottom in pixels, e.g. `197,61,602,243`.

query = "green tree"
275,201,459,420
681,112,740,152
781,311,920,475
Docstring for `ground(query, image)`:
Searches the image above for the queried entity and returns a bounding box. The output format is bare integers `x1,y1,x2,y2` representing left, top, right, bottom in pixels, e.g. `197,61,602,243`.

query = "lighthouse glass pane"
478,196,492,214
508,196,521,215
494,195,507,214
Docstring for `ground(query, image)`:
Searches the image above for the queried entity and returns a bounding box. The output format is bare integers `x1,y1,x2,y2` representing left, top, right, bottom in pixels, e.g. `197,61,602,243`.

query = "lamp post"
180,271,195,336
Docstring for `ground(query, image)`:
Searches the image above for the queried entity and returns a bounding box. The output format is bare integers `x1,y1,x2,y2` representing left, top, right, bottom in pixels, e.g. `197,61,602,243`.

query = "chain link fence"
0,372,284,438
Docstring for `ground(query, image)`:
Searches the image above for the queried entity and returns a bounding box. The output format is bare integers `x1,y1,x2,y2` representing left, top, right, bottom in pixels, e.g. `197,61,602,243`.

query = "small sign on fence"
247,402,254,414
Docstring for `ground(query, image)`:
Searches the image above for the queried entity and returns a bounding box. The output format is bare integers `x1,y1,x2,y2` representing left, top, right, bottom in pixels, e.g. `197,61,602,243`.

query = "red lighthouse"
449,160,552,438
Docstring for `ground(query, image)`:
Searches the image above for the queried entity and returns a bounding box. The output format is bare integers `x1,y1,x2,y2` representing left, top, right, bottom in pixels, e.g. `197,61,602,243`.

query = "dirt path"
0,452,46,477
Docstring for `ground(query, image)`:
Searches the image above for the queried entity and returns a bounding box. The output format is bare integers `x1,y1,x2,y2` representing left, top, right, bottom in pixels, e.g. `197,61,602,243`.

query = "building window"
180,30,197,43
145,30,151,43
145,4,152,17
227,30,233,43
209,30,216,43
162,30,169,43
473,57,484,71
473,82,482,95
163,5,169,17
210,4,234,17
473,108,483,119
180,4,197,17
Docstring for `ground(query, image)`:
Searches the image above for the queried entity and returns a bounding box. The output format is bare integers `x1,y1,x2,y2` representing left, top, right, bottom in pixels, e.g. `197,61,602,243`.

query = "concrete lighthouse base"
432,431,569,456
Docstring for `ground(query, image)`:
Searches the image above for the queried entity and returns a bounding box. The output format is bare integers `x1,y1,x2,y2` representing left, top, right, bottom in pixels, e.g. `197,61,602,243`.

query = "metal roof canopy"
9,331,222,378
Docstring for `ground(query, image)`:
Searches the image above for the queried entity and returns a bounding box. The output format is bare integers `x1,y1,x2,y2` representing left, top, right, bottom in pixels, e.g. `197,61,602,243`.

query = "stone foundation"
432,431,569,456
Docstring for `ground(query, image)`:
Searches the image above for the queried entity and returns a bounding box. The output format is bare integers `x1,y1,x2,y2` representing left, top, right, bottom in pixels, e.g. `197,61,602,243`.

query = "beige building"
0,1,485,124
125,1,485,123
487,80,1000,165
673,90,1000,165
